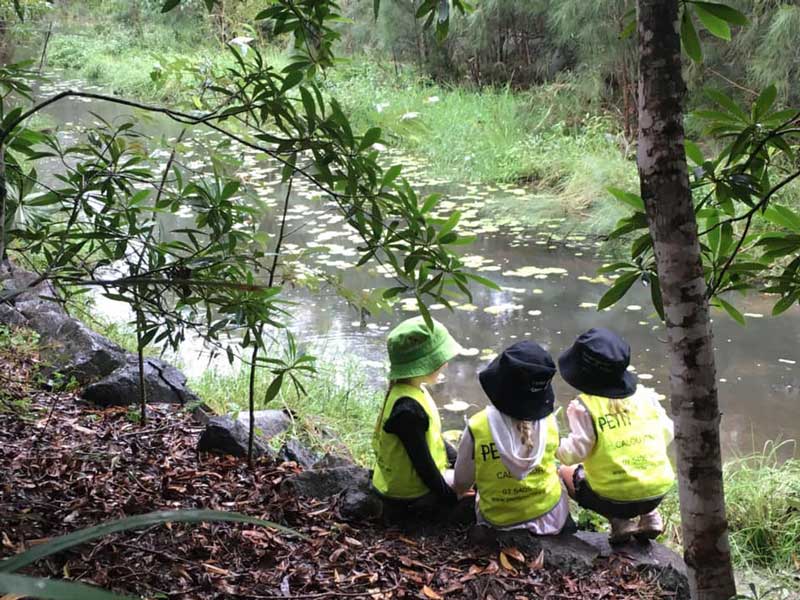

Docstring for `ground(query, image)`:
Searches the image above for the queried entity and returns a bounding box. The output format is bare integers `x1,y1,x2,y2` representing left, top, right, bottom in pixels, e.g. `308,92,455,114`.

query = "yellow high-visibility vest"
469,409,562,527
580,393,675,502
372,383,448,499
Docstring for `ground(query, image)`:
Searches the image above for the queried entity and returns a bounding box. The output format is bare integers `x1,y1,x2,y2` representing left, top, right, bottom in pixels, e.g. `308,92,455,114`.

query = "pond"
34,73,800,458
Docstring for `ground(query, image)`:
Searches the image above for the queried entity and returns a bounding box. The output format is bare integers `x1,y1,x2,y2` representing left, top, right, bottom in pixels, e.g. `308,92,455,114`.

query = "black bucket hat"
558,328,638,399
478,340,556,421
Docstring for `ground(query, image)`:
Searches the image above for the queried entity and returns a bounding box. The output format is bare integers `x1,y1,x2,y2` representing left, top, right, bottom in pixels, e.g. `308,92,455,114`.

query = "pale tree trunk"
635,2,736,599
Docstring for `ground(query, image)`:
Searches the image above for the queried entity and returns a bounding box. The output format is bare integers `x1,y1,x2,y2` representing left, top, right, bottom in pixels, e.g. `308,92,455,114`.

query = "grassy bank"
192,360,383,465
22,10,636,234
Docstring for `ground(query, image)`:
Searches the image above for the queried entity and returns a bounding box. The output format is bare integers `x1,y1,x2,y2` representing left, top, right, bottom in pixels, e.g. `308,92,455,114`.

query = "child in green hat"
372,316,464,515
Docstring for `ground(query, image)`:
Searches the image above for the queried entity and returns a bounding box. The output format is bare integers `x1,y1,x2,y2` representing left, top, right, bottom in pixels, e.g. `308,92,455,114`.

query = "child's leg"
559,464,579,498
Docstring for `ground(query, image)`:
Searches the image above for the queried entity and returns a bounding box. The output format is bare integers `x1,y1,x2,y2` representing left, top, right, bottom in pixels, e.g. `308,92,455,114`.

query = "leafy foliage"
0,1,483,450
600,21,800,322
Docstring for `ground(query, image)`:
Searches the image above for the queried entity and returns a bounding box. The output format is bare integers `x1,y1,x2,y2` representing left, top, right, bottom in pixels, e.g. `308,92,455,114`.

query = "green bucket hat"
387,316,463,381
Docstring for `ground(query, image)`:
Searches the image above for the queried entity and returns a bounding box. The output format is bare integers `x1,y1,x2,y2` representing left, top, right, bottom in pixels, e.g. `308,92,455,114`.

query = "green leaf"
597,271,640,310
685,140,704,165
436,211,461,241
373,0,381,19
264,374,284,404
381,165,402,188
714,297,745,325
694,4,731,40
649,273,665,321
161,0,181,13
694,2,748,26
359,127,382,151
772,294,797,316
764,205,800,234
681,11,702,63
607,187,645,212
416,292,434,331
0,573,136,600
420,193,441,214
753,85,777,122
464,272,501,291
619,18,636,40
705,90,749,122
0,510,299,573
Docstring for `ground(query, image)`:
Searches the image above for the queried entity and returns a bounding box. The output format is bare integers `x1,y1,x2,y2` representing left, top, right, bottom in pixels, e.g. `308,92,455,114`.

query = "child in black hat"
452,341,572,533
556,328,675,543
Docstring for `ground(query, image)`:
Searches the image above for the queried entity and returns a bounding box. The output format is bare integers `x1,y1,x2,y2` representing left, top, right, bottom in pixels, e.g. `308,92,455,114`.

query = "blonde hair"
608,397,631,414
517,420,535,452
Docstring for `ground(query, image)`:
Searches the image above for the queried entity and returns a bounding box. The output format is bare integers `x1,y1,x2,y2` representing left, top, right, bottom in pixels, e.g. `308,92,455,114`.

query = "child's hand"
566,400,584,422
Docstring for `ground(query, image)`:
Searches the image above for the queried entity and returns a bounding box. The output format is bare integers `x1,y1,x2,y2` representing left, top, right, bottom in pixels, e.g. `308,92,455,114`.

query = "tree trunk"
635,2,736,599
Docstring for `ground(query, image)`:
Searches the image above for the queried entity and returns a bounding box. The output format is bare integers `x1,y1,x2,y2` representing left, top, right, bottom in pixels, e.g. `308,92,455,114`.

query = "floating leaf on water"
484,303,523,315
429,304,446,311
478,266,502,272
455,303,478,312
502,266,568,278
577,275,615,286
443,400,471,412
501,286,526,294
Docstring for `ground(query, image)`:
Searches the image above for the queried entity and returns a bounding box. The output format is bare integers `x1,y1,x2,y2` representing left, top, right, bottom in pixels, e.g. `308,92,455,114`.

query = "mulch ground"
0,343,673,599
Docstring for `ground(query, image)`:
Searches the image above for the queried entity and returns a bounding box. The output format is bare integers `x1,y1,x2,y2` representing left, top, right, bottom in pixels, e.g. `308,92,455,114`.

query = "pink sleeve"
556,399,596,465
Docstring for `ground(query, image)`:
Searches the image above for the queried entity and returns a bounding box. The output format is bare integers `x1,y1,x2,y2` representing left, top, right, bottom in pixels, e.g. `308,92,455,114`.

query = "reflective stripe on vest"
468,409,562,528
580,392,675,502
371,383,449,500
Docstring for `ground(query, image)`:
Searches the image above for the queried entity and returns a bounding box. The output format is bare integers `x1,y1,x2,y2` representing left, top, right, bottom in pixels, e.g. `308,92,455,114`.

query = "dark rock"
278,439,320,469
0,303,28,328
197,416,270,458
39,317,127,384
82,357,201,407
479,530,688,597
339,488,383,521
575,532,689,599
494,529,600,574
312,453,355,469
282,465,370,499
236,409,291,440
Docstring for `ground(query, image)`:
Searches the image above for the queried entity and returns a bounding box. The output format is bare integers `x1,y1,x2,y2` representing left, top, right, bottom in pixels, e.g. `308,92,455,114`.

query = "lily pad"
484,303,523,315
443,400,471,412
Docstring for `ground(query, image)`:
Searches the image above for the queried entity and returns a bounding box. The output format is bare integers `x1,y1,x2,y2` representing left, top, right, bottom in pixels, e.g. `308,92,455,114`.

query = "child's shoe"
608,517,637,544
635,510,664,540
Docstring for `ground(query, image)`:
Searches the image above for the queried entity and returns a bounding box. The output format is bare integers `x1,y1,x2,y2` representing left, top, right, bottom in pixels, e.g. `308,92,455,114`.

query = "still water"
35,74,800,457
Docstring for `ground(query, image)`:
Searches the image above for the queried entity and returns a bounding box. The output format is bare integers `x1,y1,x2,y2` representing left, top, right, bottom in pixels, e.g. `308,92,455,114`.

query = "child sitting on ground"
556,328,675,543
453,341,572,534
372,316,463,518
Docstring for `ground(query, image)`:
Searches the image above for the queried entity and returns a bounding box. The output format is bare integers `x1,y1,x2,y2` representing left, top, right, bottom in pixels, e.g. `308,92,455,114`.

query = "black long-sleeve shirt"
383,396,457,505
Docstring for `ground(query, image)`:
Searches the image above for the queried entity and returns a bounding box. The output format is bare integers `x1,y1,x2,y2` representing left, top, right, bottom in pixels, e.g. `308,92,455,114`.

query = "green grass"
659,440,800,591
191,359,383,465
325,60,637,232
